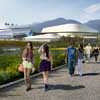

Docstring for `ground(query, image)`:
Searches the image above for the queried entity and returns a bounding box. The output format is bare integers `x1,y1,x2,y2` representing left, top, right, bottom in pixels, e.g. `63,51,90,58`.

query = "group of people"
22,42,52,92
21,41,99,92
84,43,99,63
65,42,99,77
65,42,83,77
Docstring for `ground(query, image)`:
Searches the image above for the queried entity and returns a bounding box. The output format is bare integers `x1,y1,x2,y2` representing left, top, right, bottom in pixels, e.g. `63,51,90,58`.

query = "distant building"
24,23,99,42
42,23,98,37
0,25,31,39
23,33,60,42
0,29,13,39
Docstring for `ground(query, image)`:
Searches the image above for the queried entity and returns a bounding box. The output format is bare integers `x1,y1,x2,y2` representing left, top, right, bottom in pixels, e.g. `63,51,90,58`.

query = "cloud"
84,3,100,14
80,14,91,22
80,3,100,22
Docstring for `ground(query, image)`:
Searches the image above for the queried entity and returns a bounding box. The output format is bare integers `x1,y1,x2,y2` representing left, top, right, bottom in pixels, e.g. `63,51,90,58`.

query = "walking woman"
93,46,99,63
22,42,34,91
38,43,52,91
77,44,84,76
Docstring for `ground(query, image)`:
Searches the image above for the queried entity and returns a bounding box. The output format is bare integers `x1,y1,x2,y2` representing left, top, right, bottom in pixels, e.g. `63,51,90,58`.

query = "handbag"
31,66,35,73
82,56,86,63
82,60,85,63
18,64,24,73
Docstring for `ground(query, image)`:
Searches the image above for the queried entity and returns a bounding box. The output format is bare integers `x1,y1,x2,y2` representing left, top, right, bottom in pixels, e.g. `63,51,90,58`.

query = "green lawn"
0,48,65,85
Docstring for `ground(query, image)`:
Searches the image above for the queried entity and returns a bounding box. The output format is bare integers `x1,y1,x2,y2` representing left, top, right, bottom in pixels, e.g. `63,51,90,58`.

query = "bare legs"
24,68,32,91
42,71,49,91
94,55,98,63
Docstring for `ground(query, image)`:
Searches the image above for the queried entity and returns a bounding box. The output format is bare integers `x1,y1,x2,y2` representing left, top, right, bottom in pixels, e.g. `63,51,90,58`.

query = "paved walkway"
0,57,100,100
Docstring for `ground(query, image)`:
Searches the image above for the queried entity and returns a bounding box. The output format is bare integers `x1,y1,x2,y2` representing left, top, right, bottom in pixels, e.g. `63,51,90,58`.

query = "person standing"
84,43,92,62
93,45,99,63
22,42,34,91
77,44,84,76
65,42,77,77
38,43,52,91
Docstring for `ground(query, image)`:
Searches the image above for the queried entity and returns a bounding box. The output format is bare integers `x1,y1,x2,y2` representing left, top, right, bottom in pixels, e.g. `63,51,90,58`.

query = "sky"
0,0,100,25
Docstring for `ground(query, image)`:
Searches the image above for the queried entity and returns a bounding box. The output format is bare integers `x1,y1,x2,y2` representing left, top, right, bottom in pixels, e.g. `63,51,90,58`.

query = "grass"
0,48,65,85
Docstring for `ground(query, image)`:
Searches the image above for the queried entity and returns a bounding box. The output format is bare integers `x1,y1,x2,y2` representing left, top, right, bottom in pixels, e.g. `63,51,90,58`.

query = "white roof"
24,34,60,39
0,29,13,35
24,33,60,42
42,23,98,33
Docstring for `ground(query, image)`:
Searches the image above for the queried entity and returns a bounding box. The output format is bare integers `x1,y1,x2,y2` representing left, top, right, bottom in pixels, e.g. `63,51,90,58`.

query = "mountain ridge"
31,18,100,33
31,18,81,32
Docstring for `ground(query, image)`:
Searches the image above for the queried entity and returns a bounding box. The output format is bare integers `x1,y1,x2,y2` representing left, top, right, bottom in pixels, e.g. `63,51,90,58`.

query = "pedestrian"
38,43,53,91
93,45,99,63
65,41,77,77
77,44,84,76
22,42,34,91
84,43,92,62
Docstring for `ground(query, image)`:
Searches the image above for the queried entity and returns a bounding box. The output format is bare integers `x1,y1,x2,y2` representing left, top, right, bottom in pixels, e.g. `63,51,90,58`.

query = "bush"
0,49,66,85
0,40,68,85
0,71,10,84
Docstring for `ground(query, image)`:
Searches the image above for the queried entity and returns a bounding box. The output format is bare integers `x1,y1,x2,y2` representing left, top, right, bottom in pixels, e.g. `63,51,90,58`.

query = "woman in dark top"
38,43,52,91
22,42,34,91
93,46,99,63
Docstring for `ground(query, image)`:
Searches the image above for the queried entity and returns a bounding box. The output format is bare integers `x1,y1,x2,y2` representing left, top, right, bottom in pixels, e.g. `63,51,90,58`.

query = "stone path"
0,57,100,100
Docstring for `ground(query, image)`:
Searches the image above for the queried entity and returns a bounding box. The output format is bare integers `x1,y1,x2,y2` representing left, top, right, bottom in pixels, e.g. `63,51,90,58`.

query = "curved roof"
24,34,60,39
42,23,98,33
24,34,60,42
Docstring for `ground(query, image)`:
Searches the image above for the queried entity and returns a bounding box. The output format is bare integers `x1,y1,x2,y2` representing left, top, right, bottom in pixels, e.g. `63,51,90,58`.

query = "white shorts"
23,61,33,69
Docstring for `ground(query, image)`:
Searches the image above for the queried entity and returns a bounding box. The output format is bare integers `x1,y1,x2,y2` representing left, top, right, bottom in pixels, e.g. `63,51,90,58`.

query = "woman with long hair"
93,45,99,63
38,43,52,91
77,44,84,76
22,42,34,91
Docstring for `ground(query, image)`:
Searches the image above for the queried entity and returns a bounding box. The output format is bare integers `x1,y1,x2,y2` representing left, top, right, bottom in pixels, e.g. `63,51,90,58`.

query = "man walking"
84,43,92,62
65,42,77,76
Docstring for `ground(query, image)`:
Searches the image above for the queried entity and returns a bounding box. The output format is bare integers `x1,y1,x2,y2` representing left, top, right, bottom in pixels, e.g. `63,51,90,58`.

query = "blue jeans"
68,59,76,75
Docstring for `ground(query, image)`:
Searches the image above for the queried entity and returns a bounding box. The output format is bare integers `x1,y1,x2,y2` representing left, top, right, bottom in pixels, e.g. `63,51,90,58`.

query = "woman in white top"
38,43,52,91
77,44,84,76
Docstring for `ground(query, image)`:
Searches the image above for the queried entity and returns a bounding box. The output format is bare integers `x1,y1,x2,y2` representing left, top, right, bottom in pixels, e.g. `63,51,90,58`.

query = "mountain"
84,19,100,32
31,18,81,33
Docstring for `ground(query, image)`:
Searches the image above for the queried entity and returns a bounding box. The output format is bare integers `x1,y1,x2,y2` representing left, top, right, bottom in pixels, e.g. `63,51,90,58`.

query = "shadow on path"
37,84,85,91
86,61,100,64
0,81,25,93
82,72,100,76
74,72,100,77
0,93,8,98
